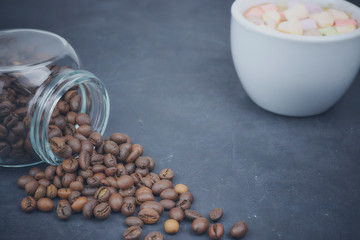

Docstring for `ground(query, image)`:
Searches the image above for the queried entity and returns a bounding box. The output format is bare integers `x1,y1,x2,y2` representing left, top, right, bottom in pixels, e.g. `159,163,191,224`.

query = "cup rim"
231,0,360,43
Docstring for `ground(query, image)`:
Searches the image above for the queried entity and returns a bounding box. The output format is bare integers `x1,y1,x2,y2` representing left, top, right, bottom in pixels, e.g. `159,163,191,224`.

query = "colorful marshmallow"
284,4,309,20
277,20,303,35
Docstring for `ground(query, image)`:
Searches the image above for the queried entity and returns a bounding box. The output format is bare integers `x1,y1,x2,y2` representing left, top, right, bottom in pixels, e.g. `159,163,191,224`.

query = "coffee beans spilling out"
17,88,249,239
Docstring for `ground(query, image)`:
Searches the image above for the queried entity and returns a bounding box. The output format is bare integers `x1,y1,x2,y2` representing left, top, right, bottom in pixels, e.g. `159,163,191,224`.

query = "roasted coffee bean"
209,208,223,222
29,167,42,177
93,202,111,219
76,125,92,138
76,175,84,183
4,112,18,128
93,172,106,180
123,226,142,240
159,168,174,180
132,144,143,155
104,153,116,167
58,188,72,199
118,143,132,162
92,164,106,173
52,176,62,188
104,140,119,155
68,191,81,204
65,111,77,124
88,132,102,147
69,181,84,192
164,219,180,234
64,90,78,103
46,184,58,199
125,216,144,228
126,149,141,163
62,158,79,173
75,113,91,126
57,100,70,114
110,132,127,145
121,202,136,216
82,199,97,219
140,201,164,215
69,94,81,112
144,231,164,240
0,142,9,155
57,199,72,220
90,152,104,165
136,187,153,197
17,175,34,188
78,151,90,169
125,163,135,174
51,107,60,118
160,189,178,201
185,209,202,220
135,157,149,169
230,221,248,239
82,186,98,196
106,176,118,188
86,176,101,187
123,197,137,206
78,169,93,179
0,125,9,139
73,132,87,141
138,208,160,224
136,192,155,205
137,176,153,188
37,198,54,212
105,167,117,176
169,207,185,222
34,171,46,180
148,172,160,184
44,165,56,180
25,179,38,196
34,184,46,200
56,165,65,177
160,199,176,210
107,186,117,195
94,187,110,202
179,192,194,203
0,101,14,117
21,196,36,213
108,193,123,212
116,163,127,177
152,180,173,195
71,196,88,212
208,223,225,240
62,173,75,187
117,175,134,189
49,137,66,155
67,137,81,154
63,123,76,135
57,146,73,160
174,183,188,194
81,140,93,153
177,198,191,210
192,217,209,235
135,167,149,177
119,186,136,198
100,178,110,187
147,157,155,171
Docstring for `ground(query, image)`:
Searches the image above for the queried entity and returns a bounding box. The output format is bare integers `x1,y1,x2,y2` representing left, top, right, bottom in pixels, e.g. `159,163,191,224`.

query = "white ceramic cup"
231,0,360,117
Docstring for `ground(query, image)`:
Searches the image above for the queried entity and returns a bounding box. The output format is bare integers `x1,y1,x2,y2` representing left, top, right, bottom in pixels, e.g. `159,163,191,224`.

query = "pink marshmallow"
305,3,322,14
244,7,264,18
259,3,278,12
334,19,357,26
300,19,318,30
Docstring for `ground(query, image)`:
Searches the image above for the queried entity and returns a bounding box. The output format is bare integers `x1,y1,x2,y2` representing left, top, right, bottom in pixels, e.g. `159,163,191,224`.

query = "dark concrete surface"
1,0,360,239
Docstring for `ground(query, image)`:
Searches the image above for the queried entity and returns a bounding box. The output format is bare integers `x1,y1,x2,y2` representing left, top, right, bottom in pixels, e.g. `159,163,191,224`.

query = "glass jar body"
0,29,110,167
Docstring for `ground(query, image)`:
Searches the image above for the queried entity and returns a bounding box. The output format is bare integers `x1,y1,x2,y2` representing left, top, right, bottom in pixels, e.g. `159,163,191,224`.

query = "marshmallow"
336,24,357,34
327,9,349,20
318,27,338,36
245,7,264,18
310,12,334,28
284,4,309,20
265,19,278,29
334,19,357,26
304,29,322,36
305,3,322,14
262,10,281,23
300,18,317,31
259,3,278,12
277,20,303,35
247,16,265,26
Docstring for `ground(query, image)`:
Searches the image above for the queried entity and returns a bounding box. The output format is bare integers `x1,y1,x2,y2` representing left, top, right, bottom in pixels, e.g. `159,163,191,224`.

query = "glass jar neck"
29,69,110,165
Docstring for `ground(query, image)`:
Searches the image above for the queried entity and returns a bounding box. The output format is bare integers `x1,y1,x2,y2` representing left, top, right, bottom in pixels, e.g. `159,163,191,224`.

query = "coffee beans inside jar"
16,87,249,239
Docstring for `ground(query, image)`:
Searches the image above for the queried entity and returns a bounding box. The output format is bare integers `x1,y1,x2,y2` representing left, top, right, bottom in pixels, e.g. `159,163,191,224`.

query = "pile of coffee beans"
17,88,249,239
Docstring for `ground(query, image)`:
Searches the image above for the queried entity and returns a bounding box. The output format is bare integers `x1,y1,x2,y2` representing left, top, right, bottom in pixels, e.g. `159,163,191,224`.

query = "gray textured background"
1,0,360,239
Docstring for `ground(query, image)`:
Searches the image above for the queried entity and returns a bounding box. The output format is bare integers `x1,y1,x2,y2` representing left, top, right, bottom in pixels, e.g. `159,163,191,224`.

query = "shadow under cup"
231,0,360,117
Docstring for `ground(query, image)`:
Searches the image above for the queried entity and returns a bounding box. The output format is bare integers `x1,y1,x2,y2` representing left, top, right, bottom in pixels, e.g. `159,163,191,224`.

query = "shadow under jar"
0,29,110,167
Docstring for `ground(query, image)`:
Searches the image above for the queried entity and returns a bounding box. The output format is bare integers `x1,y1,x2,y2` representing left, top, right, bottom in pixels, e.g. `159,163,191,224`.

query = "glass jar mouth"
29,70,110,165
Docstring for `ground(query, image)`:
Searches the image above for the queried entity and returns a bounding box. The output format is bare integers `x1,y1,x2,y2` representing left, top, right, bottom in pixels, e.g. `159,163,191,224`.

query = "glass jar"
0,29,110,167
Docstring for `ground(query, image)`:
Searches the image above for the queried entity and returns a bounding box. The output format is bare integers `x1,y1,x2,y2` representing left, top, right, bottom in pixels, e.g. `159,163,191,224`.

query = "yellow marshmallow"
310,12,335,28
327,9,349,20
277,20,303,35
336,24,356,34
284,4,309,20
262,10,281,23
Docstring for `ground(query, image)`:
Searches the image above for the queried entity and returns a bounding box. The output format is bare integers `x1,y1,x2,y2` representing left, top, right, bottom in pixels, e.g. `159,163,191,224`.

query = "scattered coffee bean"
93,202,111,219
57,199,72,220
184,209,202,221
108,192,123,212
159,168,174,180
17,175,34,189
122,201,137,216
46,184,58,199
144,231,164,240
125,216,144,228
25,179,38,196
209,208,223,222
192,217,209,235
152,180,172,195
160,188,178,201
138,208,160,224
71,196,88,212
208,223,225,240
34,184,46,200
159,199,176,210
164,219,180,234
230,221,248,239
140,201,164,215
169,207,185,222
20,196,36,212
123,226,142,240
174,183,188,194
82,199,97,219
37,198,54,212
58,188,72,199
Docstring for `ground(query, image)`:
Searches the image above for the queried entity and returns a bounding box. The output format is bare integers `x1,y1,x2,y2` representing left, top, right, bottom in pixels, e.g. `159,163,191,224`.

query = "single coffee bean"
208,223,225,240
62,158,79,173
192,217,209,235
169,207,185,222
116,163,127,177
104,153,116,167
108,193,123,212
174,184,188,194
57,100,70,114
132,144,143,155
144,231,164,240
76,125,92,138
76,175,84,183
82,199,97,219
177,192,193,210
88,132,103,147
53,115,67,129
48,125,62,139
140,201,164,215
136,187,153,197
62,173,76,187
93,202,111,219
110,132,127,145
135,167,149,177
86,177,101,187
69,94,81,112
123,197,137,205
160,189,178,201
57,144,73,159
184,209,202,221
230,221,248,239
56,165,65,177
148,172,160,184
56,199,72,220
74,132,87,141
159,199,176,210
46,184,58,199
34,171,46,180
0,125,9,139
25,179,38,196
92,164,106,173
21,196,36,213
137,175,152,189
152,180,173,195
126,149,141,163
125,163,136,174
17,175,34,188
75,113,91,126
125,216,144,228
209,208,223,222
49,137,66,155
52,176,62,188
118,143,132,162
138,208,160,224
71,196,88,212
3,112,18,128
159,168,174,180
65,111,77,124
93,172,106,180
117,175,134,189
63,123,76,135
105,167,117,176
44,165,56,180
94,187,111,202
147,157,155,171
29,167,42,177
58,188,72,199
67,137,81,154
78,151,90,170
136,192,155,205
106,176,118,188
164,219,180,234
123,226,142,240
78,169,93,179
121,202,136,216
68,191,81,204
69,181,84,192
135,157,149,169
119,186,136,198
104,140,119,155
37,198,54,212
64,90,78,103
